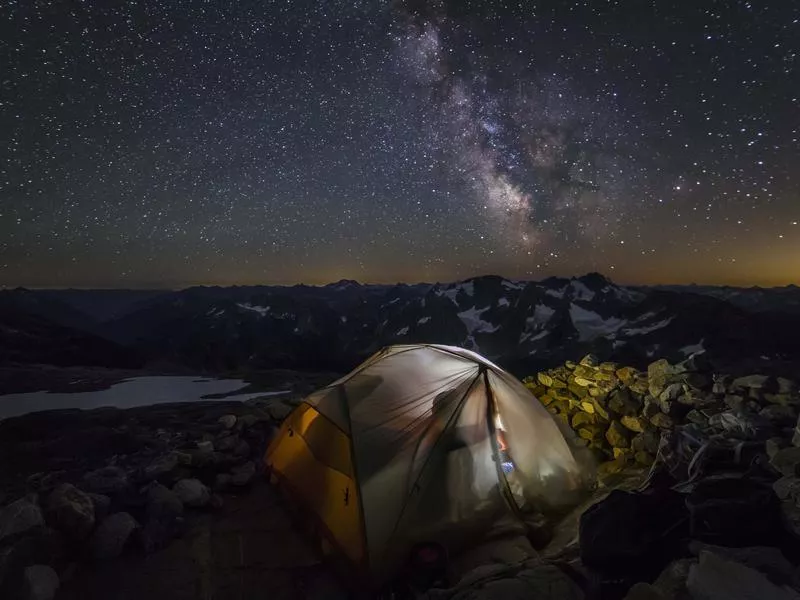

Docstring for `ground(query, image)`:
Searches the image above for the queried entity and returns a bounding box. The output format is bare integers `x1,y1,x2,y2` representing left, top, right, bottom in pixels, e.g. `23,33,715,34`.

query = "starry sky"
1,0,798,289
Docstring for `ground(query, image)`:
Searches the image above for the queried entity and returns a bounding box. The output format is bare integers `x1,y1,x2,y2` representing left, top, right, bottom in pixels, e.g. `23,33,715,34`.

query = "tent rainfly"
263,344,584,587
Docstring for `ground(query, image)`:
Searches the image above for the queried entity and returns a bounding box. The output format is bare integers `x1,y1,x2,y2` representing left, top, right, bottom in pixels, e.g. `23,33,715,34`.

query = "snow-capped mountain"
2,274,800,376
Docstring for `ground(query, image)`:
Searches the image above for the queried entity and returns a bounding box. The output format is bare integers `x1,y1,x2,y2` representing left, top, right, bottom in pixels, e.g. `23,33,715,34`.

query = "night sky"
1,1,798,289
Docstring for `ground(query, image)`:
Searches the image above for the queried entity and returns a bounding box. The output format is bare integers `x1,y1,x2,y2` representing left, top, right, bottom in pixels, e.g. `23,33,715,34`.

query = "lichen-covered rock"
0,497,44,543
537,372,554,387
580,354,599,368
650,412,674,429
620,415,647,433
635,451,655,466
144,453,179,480
606,421,631,449
90,512,138,560
571,412,596,429
44,483,95,541
608,388,640,416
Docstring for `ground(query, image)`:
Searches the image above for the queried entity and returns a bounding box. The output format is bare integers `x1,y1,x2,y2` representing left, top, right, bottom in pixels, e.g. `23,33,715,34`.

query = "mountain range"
2,274,800,377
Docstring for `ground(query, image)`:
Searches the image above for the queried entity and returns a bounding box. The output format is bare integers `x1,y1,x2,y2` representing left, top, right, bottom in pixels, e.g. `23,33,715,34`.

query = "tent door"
483,370,526,516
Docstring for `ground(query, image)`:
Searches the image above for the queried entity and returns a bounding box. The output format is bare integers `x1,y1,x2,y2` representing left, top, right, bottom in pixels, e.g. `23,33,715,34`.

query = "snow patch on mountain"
527,304,556,328
396,326,409,336
569,304,626,341
545,287,566,299
521,330,549,343
621,317,674,336
570,280,596,301
680,339,705,355
457,307,499,335
236,303,270,316
501,280,524,291
498,298,509,308
417,316,431,324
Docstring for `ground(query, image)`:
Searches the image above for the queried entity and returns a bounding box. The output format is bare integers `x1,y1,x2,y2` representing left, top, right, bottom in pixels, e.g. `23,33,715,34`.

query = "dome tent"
263,344,583,588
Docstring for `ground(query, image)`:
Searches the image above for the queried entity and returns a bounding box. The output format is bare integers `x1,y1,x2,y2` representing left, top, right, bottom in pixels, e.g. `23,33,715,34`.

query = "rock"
172,479,210,508
83,466,128,495
620,415,646,433
145,482,183,519
778,377,798,395
209,494,224,510
233,439,251,457
214,473,232,491
631,430,661,455
230,461,257,486
650,413,674,429
688,542,800,590
724,394,747,411
577,424,605,442
597,456,628,479
680,371,713,390
44,484,95,541
635,451,655,466
571,412,596,429
0,497,44,543
608,388,640,417
23,565,59,600
651,558,693,598
760,404,796,425
712,381,727,395
732,375,776,392
794,414,800,447
606,421,631,448
537,372,554,387
616,366,638,383
622,583,666,600
90,512,138,560
659,383,684,404
770,447,800,477
569,381,591,395
773,476,800,503
642,397,661,419
86,493,110,522
579,400,596,415
196,440,214,453
0,529,65,597
216,434,241,452
144,453,180,480
686,409,709,426
580,354,599,368
237,414,259,430
218,414,237,429
648,359,675,395
686,551,800,600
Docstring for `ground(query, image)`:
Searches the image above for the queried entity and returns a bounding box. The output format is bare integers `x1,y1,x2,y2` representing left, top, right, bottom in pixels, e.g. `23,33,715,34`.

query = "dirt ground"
57,481,349,600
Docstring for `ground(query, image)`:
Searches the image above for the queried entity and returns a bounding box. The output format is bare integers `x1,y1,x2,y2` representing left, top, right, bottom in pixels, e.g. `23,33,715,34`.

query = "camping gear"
263,344,583,589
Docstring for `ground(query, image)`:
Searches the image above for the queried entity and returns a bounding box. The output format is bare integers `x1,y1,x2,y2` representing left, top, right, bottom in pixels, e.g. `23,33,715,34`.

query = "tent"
263,344,584,587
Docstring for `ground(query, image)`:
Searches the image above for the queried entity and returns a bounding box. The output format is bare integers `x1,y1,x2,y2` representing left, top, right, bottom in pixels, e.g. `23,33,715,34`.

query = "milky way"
1,0,798,287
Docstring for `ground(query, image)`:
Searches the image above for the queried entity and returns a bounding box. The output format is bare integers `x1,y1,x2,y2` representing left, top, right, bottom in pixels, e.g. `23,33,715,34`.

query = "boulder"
651,558,693,598
216,434,240,452
616,366,638,383
0,528,64,597
90,512,139,560
580,354,599,368
218,414,237,429
631,430,661,455
196,440,214,454
214,473,232,491
571,412,596,429
0,497,44,543
760,405,796,425
86,493,111,523
44,484,95,541
731,375,776,392
686,409,709,426
622,583,665,600
237,414,259,430
688,542,800,590
537,372,554,387
145,483,183,519
23,565,59,600
606,421,631,449
686,551,800,600
635,451,655,466
83,466,128,495
770,447,800,477
144,453,180,480
172,479,210,508
773,476,800,502
230,461,257,486
659,383,684,404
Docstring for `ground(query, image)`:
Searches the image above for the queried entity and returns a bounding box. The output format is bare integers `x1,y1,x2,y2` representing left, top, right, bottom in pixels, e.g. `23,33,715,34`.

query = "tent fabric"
263,344,583,587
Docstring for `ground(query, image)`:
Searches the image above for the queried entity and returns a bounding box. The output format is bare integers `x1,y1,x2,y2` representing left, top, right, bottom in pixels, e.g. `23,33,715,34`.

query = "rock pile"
0,395,296,599
524,353,800,482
